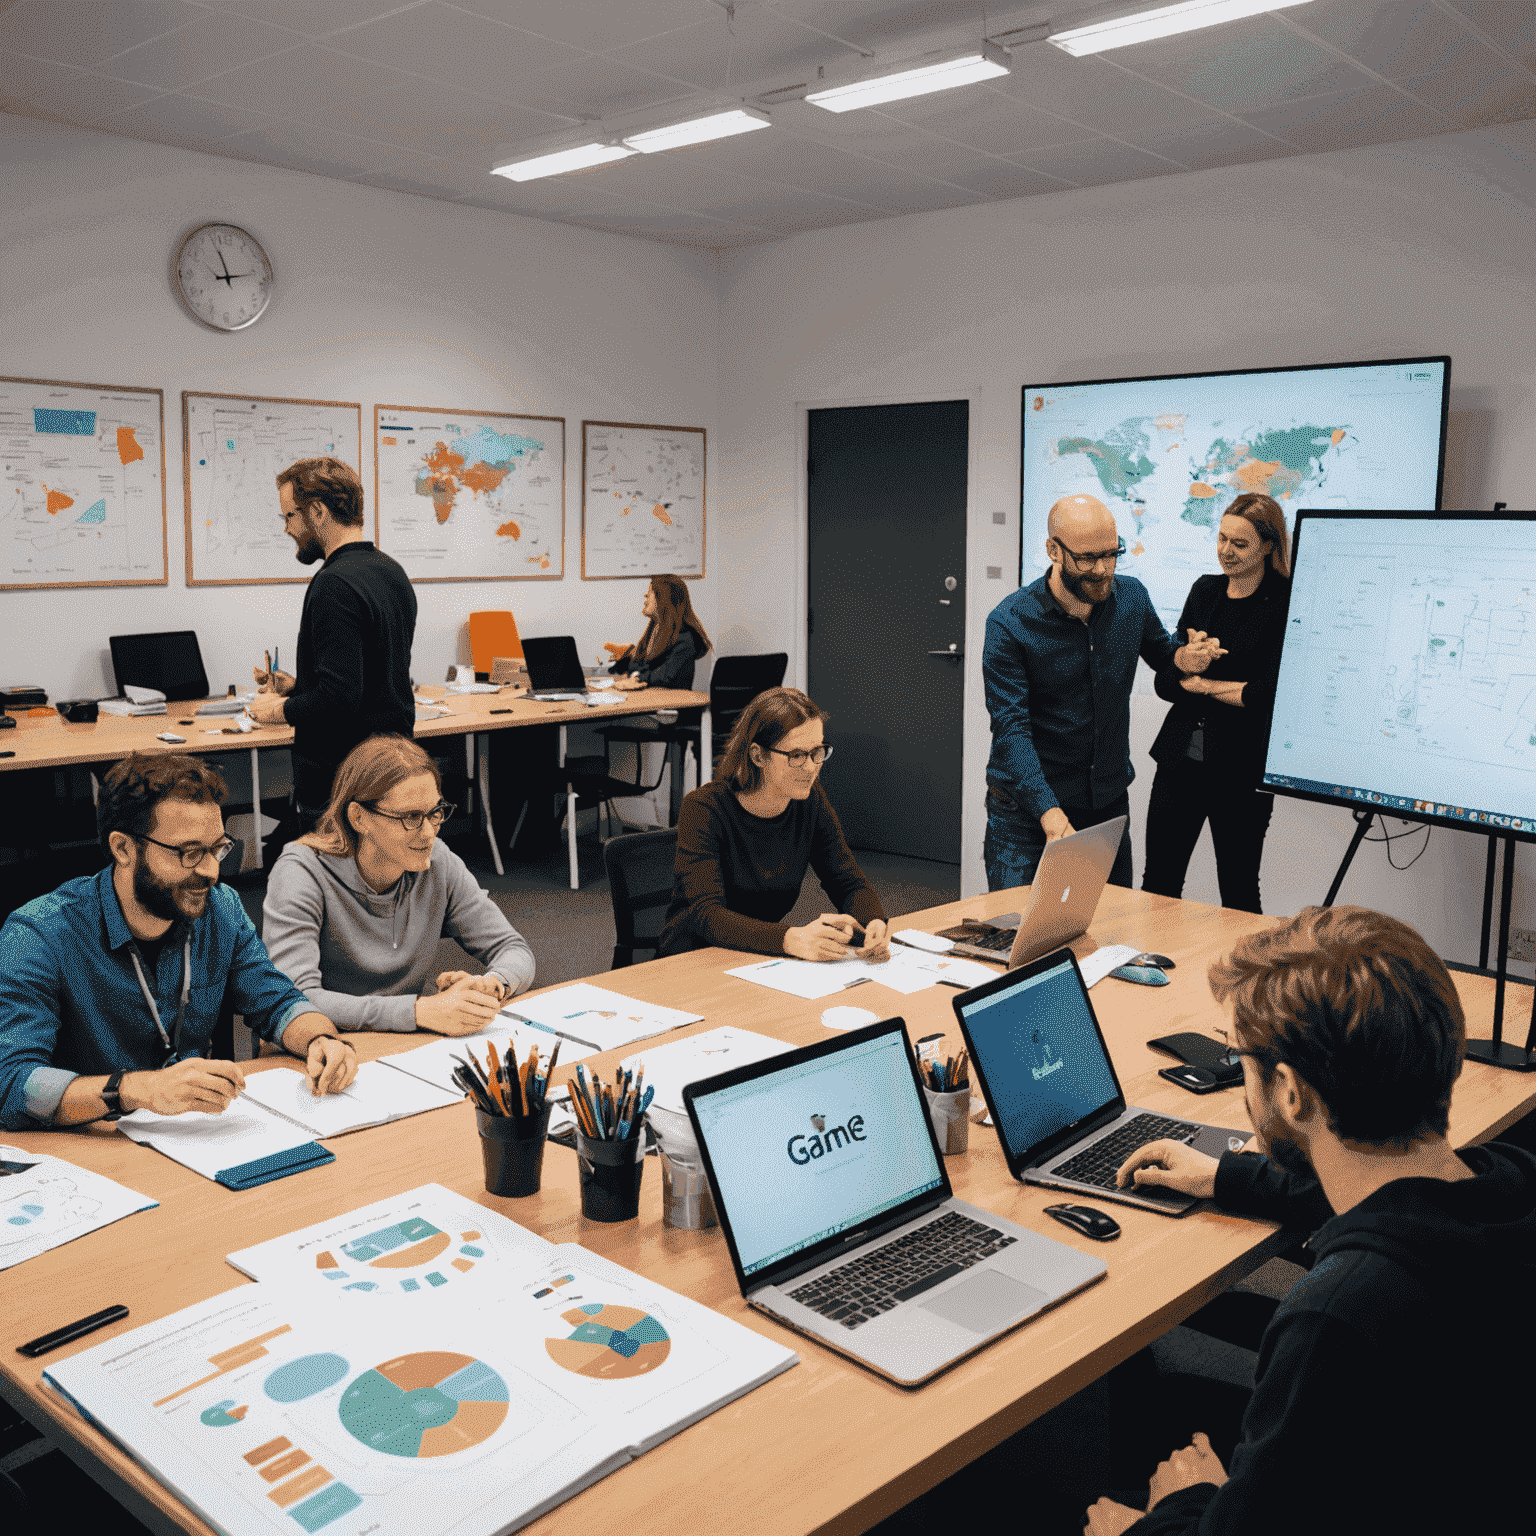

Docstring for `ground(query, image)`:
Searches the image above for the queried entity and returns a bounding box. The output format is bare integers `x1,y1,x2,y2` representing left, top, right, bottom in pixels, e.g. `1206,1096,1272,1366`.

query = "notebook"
522,636,590,701
684,1018,1105,1387
952,948,1248,1215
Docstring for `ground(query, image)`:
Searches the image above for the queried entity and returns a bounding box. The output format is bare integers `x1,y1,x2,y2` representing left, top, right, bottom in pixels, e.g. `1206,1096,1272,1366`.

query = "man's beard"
133,856,212,925
1061,564,1112,604
1249,1081,1313,1178
292,513,324,565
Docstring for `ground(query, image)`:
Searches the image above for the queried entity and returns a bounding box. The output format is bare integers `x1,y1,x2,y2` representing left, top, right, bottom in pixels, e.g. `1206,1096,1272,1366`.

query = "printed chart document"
239,1063,461,1140
618,1028,793,1115
46,1201,797,1536
379,1022,597,1098
501,983,702,1052
727,949,994,1001
116,1102,332,1190
0,1144,158,1273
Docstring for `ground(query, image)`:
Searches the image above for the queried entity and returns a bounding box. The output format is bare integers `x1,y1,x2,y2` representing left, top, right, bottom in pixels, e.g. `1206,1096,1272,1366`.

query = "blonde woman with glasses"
263,735,534,1034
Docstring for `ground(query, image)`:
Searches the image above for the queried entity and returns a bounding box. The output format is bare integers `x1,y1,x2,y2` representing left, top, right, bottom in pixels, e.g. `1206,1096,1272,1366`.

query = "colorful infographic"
312,1215,486,1296
338,1352,510,1458
545,1304,671,1380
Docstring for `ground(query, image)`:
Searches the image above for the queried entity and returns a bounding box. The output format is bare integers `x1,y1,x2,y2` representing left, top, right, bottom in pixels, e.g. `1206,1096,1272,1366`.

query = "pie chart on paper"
337,1352,509,1458
544,1304,671,1380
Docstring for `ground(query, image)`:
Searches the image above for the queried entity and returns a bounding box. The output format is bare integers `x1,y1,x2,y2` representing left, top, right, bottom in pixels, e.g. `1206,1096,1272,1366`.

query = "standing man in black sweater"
248,458,417,847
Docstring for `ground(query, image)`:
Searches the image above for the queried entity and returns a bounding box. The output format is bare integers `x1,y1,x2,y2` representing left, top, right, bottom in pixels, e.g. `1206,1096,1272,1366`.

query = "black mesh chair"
603,829,678,968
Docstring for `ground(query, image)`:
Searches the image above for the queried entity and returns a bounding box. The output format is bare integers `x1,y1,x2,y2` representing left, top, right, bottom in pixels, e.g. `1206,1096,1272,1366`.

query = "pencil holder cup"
477,1104,552,1197
575,1130,646,1222
923,1086,972,1156
647,1107,717,1231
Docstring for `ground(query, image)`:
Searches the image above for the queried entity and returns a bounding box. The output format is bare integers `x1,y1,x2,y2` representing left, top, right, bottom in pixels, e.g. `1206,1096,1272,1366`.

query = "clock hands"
210,248,251,286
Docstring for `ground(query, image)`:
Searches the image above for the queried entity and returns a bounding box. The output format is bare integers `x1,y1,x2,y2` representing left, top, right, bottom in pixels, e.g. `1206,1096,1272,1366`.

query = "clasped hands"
1085,1432,1230,1534
415,970,507,1036
1174,629,1226,675
784,914,891,964
248,664,296,724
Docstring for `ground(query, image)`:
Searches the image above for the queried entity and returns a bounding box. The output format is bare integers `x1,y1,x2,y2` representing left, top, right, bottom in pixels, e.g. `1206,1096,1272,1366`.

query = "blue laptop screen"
958,958,1119,1160
691,1031,945,1279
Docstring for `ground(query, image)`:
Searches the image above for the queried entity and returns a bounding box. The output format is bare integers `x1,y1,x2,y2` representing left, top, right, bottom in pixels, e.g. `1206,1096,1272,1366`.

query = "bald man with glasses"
982,495,1224,891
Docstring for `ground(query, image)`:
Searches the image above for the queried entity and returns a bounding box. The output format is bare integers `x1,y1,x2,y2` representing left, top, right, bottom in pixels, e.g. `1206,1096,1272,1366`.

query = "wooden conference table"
3,884,1534,1536
0,684,710,884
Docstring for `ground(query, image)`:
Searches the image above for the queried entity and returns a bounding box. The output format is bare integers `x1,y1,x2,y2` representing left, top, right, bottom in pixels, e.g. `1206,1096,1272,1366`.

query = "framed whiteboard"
183,392,362,586
0,375,167,591
581,420,705,580
375,405,565,581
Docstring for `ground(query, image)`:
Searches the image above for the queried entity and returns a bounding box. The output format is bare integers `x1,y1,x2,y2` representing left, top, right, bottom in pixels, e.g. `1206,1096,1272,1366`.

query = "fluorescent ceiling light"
623,107,771,153
1049,0,1311,57
806,44,1010,113
492,142,635,182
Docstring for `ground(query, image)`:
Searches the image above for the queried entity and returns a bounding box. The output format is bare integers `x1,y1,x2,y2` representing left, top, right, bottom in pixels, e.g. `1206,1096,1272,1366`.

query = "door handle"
927,647,964,659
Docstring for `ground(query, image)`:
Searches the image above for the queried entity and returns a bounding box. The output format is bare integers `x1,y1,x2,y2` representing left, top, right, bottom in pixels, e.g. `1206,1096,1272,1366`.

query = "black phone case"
1159,1064,1228,1096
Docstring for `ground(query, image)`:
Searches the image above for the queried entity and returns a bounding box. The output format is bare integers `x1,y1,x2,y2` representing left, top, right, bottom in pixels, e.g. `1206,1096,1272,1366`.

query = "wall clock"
172,222,274,332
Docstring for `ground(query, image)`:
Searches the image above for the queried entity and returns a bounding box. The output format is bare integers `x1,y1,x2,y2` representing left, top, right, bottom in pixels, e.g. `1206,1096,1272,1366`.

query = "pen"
18,1304,129,1358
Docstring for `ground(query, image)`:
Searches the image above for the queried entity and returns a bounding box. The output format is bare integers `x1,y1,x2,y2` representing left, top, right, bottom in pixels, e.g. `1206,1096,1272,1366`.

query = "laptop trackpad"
920,1270,1047,1334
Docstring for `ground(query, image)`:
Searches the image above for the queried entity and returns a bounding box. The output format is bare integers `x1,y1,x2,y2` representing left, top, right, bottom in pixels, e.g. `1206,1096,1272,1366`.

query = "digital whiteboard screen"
1019,356,1450,638
1264,513,1536,840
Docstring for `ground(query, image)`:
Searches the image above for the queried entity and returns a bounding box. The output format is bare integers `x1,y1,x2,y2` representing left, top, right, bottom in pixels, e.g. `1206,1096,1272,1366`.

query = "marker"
18,1304,129,1358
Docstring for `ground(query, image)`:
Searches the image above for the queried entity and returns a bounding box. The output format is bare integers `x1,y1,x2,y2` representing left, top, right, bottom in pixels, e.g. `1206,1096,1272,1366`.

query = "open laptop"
683,1017,1106,1387
521,635,589,701
108,630,209,703
935,817,1127,967
952,947,1248,1215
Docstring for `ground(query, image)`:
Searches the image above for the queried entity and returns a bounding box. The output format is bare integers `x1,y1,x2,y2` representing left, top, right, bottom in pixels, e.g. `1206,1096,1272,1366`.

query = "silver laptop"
935,817,1127,967
683,1018,1106,1387
953,948,1248,1215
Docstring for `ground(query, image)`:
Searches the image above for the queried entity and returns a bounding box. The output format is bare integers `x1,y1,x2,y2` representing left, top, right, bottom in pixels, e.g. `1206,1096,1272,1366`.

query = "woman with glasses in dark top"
263,734,534,1033
1142,492,1292,914
658,687,890,961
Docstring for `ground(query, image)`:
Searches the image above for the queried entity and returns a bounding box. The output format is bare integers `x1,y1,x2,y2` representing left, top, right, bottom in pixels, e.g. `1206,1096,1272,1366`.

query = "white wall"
1,114,721,812
715,122,1536,966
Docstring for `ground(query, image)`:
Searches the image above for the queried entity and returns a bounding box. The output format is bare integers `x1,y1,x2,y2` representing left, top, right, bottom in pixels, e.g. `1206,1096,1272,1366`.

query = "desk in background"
4,885,1534,1536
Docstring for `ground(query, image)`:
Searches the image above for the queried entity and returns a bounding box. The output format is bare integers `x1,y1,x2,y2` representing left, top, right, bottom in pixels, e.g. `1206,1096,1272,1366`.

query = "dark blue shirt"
0,868,314,1130
983,572,1177,820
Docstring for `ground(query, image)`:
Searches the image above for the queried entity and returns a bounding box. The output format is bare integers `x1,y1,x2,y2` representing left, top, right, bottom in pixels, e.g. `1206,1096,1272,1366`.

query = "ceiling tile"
1397,51,1535,129
874,84,1102,153
1128,116,1301,171
323,1,583,99
494,51,679,120
219,115,436,180
451,0,708,52
1048,62,1237,135
699,128,935,206
98,12,300,90
1445,1,1535,70
608,14,834,93
991,37,1120,121
0,0,201,69
1287,1,1478,79
189,43,410,116
7,59,164,123
207,1,422,37
102,91,270,149
1238,82,1448,151
1010,136,1180,188
295,80,555,155
0,43,81,98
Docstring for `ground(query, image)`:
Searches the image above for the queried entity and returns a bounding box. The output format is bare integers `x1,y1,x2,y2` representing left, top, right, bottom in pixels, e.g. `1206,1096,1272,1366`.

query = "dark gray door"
807,400,968,862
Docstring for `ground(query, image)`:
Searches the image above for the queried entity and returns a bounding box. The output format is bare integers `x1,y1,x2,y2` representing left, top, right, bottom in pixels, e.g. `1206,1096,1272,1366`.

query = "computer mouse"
1043,1204,1120,1241
1110,964,1170,986
1131,952,1176,970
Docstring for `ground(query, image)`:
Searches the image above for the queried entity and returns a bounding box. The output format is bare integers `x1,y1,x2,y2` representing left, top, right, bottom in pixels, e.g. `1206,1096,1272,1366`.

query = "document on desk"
48,1234,796,1536
727,949,984,1000
378,1022,599,1096
115,1101,333,1190
501,982,702,1052
618,1027,793,1115
238,1062,460,1139
0,1144,158,1272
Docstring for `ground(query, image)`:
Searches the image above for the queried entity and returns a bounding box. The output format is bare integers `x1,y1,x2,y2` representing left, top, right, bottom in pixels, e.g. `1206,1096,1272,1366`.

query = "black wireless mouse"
1043,1203,1121,1241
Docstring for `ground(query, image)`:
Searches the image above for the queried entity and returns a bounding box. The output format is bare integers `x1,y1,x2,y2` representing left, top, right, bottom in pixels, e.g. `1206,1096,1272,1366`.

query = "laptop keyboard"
1049,1113,1198,1192
786,1211,1018,1330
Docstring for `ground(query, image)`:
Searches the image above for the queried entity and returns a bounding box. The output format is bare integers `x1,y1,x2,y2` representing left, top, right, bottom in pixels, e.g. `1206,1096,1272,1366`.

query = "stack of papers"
618,1027,793,1114
99,698,166,717
727,948,999,1001
501,983,702,1052
239,1062,461,1139
0,1144,158,1272
116,1102,332,1190
381,1021,599,1097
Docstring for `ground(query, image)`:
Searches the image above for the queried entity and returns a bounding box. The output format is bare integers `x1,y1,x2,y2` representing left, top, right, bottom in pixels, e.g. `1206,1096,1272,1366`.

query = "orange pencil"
484,1043,508,1113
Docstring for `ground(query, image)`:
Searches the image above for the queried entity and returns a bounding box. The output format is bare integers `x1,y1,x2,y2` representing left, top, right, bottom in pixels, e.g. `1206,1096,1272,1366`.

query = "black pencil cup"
477,1104,552,1197
575,1130,646,1222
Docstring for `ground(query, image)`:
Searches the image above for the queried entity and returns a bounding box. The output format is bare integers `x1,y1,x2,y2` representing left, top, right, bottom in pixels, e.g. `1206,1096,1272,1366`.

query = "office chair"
468,611,522,680
603,829,678,968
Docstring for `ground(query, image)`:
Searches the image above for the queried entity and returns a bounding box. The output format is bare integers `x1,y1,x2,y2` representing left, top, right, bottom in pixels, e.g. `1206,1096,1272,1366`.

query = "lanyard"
127,934,196,1065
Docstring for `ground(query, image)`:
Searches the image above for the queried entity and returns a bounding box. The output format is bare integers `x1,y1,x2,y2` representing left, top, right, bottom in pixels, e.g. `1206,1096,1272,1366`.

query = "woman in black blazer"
1143,493,1291,913
607,573,712,692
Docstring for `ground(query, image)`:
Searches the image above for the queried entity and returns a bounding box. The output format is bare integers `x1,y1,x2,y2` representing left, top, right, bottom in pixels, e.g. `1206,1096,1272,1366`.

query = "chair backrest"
603,829,678,968
708,652,789,745
468,611,522,674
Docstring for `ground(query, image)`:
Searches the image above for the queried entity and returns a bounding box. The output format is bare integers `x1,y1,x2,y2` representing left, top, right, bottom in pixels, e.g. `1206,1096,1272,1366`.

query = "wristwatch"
101,1071,125,1118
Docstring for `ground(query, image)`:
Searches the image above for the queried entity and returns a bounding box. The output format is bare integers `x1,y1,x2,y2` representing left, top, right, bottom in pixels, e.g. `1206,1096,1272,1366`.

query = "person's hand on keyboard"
1116,1139,1220,1199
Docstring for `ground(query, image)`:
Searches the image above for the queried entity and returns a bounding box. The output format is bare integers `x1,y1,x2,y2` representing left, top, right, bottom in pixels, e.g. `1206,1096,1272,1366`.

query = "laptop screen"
108,631,209,702
690,1028,945,1281
522,636,585,691
957,956,1120,1161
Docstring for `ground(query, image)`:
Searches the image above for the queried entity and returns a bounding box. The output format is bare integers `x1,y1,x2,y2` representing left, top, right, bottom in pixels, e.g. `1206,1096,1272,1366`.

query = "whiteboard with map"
183,392,362,585
582,420,706,580
374,406,565,581
0,376,166,590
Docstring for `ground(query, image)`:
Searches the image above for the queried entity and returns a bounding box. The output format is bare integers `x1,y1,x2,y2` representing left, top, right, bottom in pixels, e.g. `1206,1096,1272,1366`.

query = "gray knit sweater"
262,842,535,1031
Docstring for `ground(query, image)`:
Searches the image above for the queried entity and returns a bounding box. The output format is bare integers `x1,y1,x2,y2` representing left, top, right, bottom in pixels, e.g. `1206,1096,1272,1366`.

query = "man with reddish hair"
1084,904,1536,1534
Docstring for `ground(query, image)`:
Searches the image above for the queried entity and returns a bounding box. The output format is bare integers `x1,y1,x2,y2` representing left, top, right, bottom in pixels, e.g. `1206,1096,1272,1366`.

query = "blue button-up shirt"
0,867,314,1130
984,572,1177,821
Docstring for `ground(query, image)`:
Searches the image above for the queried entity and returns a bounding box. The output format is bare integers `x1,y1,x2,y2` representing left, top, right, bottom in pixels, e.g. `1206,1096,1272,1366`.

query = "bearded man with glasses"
982,495,1225,891
0,754,355,1132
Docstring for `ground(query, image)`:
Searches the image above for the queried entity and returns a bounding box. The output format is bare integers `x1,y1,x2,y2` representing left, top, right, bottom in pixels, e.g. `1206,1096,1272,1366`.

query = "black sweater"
286,542,417,808
611,628,708,691
1150,570,1290,784
1132,1141,1536,1534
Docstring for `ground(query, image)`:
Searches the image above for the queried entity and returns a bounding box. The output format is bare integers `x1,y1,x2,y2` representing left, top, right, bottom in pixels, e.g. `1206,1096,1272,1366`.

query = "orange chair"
468,611,522,678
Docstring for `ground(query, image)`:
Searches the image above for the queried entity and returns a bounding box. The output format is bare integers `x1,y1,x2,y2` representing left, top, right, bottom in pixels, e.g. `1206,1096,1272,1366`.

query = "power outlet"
1508,928,1536,962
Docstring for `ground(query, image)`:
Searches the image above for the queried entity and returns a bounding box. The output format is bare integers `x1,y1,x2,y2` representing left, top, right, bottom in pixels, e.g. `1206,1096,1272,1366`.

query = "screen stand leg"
1322,811,1374,908
1465,834,1536,1072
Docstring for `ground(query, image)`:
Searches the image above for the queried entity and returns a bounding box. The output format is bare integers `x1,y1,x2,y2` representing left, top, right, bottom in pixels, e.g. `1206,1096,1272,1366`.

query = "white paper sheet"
1076,944,1142,989
727,949,991,1000
238,1062,460,1139
617,1028,793,1114
379,1024,597,1097
501,983,701,1052
116,1101,318,1182
0,1144,158,1272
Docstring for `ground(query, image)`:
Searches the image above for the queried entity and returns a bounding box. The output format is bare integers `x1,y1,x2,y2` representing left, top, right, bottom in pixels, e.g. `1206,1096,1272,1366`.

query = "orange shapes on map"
461,459,510,496
116,427,145,466
620,505,631,516
527,554,551,569
1233,458,1281,492
422,478,458,523
1187,483,1217,498
651,504,673,526
315,1252,339,1271
1132,542,1145,557
496,519,521,540
41,484,74,515
1331,428,1346,445
382,436,398,446
368,1233,451,1269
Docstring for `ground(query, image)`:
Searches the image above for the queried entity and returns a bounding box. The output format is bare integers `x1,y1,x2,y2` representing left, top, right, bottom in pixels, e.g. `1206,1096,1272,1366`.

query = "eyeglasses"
763,745,834,769
138,833,237,868
359,800,456,832
1055,536,1126,568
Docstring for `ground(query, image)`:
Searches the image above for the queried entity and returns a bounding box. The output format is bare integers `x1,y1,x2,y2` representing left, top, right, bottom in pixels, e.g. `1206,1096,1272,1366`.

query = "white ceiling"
2,1,1532,248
